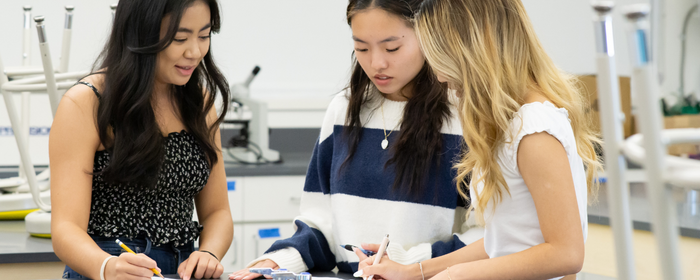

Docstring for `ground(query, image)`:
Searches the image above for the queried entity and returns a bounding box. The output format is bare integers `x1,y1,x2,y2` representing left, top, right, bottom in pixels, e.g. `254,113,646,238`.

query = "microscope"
223,66,280,164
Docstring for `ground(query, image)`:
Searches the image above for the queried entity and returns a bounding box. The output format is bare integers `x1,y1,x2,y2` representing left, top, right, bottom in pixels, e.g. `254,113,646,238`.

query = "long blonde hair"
415,0,602,224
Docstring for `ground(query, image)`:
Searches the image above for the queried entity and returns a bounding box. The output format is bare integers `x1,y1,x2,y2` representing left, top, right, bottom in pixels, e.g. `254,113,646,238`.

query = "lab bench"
2,150,700,273
0,151,312,273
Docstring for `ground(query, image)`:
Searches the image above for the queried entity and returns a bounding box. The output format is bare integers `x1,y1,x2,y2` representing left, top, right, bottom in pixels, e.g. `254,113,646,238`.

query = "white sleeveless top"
470,101,588,280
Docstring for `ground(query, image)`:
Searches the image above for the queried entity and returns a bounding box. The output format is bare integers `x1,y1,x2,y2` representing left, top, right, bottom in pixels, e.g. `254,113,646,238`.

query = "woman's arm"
431,132,584,280
356,238,488,280
230,95,348,280
179,105,233,280
51,85,158,279
356,206,485,279
359,132,583,280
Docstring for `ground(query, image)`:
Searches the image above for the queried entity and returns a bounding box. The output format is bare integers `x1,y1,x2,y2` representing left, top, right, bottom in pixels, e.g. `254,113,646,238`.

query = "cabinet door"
220,224,244,272
242,176,304,222
227,177,245,222
241,222,297,266
192,177,243,223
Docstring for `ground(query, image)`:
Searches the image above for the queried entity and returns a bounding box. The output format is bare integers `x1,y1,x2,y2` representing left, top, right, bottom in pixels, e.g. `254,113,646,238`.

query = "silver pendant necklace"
380,100,400,150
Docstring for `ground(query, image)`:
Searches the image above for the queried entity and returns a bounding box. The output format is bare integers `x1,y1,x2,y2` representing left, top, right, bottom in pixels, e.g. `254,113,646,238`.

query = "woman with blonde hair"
356,0,602,279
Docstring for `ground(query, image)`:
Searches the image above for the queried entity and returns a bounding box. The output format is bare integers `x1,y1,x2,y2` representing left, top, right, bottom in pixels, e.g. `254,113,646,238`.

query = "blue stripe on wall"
0,127,51,136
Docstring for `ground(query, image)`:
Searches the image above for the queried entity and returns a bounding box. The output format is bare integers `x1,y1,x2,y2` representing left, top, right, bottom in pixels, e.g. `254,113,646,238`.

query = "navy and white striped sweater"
249,93,484,273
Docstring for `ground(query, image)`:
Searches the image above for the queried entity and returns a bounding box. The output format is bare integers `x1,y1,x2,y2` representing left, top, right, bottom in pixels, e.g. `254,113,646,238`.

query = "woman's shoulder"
323,91,352,122
506,101,575,158
65,73,105,106
328,90,351,111
513,101,571,130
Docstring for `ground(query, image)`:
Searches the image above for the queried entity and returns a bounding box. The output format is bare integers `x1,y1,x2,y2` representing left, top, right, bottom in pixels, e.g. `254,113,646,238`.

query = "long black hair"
94,0,229,187
345,0,451,196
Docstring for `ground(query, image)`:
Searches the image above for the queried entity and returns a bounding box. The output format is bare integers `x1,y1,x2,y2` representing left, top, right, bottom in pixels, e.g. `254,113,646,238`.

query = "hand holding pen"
354,234,390,280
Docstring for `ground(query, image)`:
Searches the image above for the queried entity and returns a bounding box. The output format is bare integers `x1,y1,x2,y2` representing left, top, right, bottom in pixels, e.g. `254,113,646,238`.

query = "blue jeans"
62,234,194,279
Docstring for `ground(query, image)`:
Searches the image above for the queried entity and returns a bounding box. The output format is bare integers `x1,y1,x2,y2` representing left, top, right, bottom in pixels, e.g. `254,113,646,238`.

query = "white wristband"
419,262,425,280
100,256,117,280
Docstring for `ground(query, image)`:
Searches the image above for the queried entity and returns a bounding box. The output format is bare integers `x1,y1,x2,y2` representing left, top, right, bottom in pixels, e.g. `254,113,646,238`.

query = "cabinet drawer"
241,222,297,265
227,177,244,222
220,224,244,272
242,176,304,221
192,177,244,223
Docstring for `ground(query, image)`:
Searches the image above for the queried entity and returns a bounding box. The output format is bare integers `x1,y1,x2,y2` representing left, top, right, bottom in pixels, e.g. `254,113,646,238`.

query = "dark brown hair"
94,0,229,187
345,0,451,196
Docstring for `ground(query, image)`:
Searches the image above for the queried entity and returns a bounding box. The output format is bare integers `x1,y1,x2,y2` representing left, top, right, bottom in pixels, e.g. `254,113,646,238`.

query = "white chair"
0,15,88,237
0,5,75,194
592,2,700,279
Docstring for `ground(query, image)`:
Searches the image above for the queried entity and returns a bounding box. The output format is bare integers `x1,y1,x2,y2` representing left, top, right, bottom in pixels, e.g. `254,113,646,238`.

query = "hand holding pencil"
115,239,165,279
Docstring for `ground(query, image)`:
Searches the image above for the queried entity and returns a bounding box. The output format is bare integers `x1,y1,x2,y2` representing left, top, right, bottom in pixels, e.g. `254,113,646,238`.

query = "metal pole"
35,16,60,117
591,2,636,279
22,6,32,67
60,6,74,73
20,5,32,181
623,4,682,280
0,59,51,212
110,4,118,21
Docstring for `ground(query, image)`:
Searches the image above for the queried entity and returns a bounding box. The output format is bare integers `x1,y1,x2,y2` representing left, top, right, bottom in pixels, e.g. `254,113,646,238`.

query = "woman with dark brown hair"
230,0,481,279
50,1,233,279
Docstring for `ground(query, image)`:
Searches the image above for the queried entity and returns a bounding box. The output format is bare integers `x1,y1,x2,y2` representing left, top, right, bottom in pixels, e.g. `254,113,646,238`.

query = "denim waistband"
90,234,193,254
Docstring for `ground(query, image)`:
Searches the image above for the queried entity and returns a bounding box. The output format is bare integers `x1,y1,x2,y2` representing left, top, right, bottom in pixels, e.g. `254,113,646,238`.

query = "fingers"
194,257,211,279
361,255,376,266
361,243,381,252
361,264,384,278
228,260,278,280
113,253,156,279
127,253,159,269
195,257,221,279
212,263,225,279
180,251,224,279
229,272,264,280
181,253,200,280
354,247,369,261
178,259,188,276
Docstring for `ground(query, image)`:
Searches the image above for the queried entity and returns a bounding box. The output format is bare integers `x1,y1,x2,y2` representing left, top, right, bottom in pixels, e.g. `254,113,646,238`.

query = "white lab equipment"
592,1,700,279
0,15,88,237
0,5,76,196
110,3,117,21
590,2,636,280
223,66,280,164
623,4,690,279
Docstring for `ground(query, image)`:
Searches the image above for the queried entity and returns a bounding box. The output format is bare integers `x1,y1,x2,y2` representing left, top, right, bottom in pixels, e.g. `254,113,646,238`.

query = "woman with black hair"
50,1,232,279
230,0,481,279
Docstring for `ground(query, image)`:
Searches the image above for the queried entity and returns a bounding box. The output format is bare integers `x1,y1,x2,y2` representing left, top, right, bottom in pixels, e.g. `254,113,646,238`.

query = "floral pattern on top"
87,130,210,247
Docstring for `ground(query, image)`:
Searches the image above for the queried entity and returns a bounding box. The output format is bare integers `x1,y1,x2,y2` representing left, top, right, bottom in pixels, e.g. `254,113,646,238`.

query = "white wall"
1,0,699,166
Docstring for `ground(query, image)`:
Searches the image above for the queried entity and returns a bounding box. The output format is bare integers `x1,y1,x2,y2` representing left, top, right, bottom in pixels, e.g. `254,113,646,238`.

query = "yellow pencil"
115,239,165,279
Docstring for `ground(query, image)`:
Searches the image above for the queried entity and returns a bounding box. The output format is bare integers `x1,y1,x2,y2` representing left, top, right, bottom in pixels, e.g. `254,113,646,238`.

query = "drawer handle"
231,236,237,265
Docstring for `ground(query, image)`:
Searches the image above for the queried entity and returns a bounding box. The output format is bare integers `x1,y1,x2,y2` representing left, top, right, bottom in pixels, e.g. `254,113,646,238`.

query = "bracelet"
446,266,453,280
100,256,117,280
418,262,425,280
200,250,219,261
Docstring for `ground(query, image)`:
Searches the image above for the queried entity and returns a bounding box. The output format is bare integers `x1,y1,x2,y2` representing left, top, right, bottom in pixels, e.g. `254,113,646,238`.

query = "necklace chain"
380,99,401,149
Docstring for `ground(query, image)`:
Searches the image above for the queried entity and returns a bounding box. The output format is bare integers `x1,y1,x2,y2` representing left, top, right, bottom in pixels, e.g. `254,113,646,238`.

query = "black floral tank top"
76,81,210,247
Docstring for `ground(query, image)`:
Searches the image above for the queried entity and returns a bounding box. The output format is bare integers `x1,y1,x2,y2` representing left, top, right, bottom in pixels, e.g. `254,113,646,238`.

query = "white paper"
152,277,179,280
312,277,350,280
